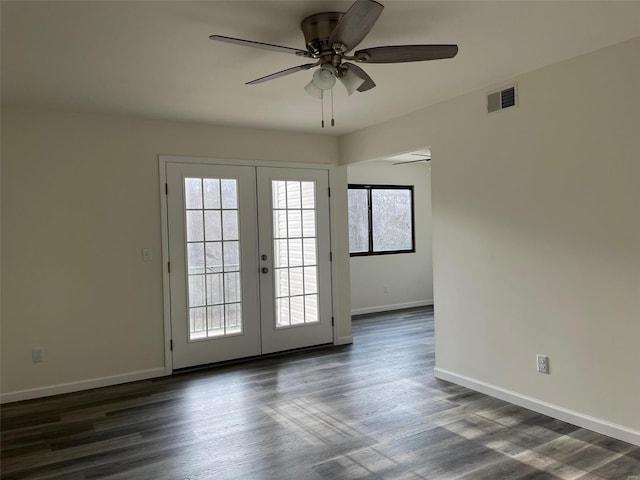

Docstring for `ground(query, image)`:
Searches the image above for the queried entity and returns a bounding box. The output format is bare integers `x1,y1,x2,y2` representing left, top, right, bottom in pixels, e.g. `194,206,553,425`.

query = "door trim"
159,155,337,373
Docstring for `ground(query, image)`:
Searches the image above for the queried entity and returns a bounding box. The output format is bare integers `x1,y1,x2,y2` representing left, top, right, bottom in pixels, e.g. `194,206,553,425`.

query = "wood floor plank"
2,307,638,479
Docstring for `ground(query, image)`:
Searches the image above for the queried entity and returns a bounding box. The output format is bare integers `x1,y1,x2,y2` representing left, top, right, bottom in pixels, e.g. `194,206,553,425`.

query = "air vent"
487,84,518,113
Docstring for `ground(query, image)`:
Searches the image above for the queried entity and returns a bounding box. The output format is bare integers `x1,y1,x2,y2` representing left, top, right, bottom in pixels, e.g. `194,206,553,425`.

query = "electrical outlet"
383,284,389,294
32,347,44,363
142,248,152,262
536,354,549,374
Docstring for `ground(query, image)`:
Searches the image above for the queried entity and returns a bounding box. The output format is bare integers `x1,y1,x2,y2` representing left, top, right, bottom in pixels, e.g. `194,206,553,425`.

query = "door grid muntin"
184,177,243,340
272,180,319,328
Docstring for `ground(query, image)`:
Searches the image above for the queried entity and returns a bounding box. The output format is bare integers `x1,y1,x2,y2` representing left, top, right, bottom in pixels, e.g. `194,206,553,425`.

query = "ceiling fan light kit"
312,65,337,90
209,0,458,128
339,67,366,96
304,80,323,100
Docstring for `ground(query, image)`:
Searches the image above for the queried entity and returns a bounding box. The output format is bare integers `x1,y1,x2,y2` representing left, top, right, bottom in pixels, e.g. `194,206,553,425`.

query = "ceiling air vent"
487,84,517,113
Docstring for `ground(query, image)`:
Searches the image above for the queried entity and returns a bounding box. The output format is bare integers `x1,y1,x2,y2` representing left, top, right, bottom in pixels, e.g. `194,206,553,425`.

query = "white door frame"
159,155,339,373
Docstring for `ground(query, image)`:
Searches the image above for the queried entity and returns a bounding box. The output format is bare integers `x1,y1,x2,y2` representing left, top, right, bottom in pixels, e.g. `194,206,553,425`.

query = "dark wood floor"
2,307,639,479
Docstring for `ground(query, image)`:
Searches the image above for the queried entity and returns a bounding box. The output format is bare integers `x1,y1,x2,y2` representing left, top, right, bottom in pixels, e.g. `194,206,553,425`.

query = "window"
348,184,415,256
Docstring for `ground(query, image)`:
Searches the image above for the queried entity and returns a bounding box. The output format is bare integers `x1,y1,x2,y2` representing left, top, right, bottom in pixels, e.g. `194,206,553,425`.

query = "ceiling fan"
389,148,432,165
393,154,431,166
209,0,459,120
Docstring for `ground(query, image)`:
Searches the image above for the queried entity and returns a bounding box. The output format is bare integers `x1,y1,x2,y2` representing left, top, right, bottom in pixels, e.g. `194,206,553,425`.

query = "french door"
166,162,333,369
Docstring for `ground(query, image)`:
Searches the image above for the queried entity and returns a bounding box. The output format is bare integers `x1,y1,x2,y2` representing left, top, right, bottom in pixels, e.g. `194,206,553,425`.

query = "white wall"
339,36,640,440
348,161,433,315
0,108,351,399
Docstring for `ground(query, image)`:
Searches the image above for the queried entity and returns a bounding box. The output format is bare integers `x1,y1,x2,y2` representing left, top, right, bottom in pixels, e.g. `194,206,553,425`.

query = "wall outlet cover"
536,354,549,374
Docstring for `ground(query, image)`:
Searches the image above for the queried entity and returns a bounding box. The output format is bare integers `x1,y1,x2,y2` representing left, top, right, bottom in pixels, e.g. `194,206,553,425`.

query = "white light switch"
142,248,152,262
32,347,44,363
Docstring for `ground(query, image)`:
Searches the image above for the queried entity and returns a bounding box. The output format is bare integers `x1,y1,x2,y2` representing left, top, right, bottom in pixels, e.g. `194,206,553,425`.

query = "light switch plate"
32,347,44,363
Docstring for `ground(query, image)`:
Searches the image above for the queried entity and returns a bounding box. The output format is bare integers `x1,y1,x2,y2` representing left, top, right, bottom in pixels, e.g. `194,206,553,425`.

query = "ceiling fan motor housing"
301,12,344,56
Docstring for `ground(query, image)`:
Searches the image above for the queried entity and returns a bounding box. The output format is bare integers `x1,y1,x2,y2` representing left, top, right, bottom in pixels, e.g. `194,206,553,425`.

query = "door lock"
261,267,269,274
261,254,268,261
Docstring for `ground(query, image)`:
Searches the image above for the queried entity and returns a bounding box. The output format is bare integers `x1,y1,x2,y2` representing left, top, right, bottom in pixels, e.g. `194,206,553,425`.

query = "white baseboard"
433,367,640,447
351,300,434,316
335,335,353,345
0,367,167,404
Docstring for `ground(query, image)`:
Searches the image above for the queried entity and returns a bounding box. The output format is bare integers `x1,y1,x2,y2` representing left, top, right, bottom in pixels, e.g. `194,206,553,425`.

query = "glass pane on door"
185,177,242,340
271,180,319,328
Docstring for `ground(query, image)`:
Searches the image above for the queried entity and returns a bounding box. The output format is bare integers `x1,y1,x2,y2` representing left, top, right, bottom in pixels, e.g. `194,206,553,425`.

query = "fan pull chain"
321,90,325,128
331,88,335,127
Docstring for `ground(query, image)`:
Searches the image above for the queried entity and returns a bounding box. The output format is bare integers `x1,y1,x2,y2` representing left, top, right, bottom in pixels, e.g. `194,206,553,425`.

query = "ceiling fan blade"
328,0,384,54
343,63,376,92
210,35,313,58
392,158,431,165
355,44,459,63
246,63,316,85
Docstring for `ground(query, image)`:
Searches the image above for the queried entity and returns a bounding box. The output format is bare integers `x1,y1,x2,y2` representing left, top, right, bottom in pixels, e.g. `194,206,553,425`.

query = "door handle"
261,267,269,274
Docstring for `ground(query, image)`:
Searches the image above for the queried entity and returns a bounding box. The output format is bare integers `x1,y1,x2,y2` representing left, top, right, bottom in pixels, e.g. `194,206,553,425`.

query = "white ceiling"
2,1,640,135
